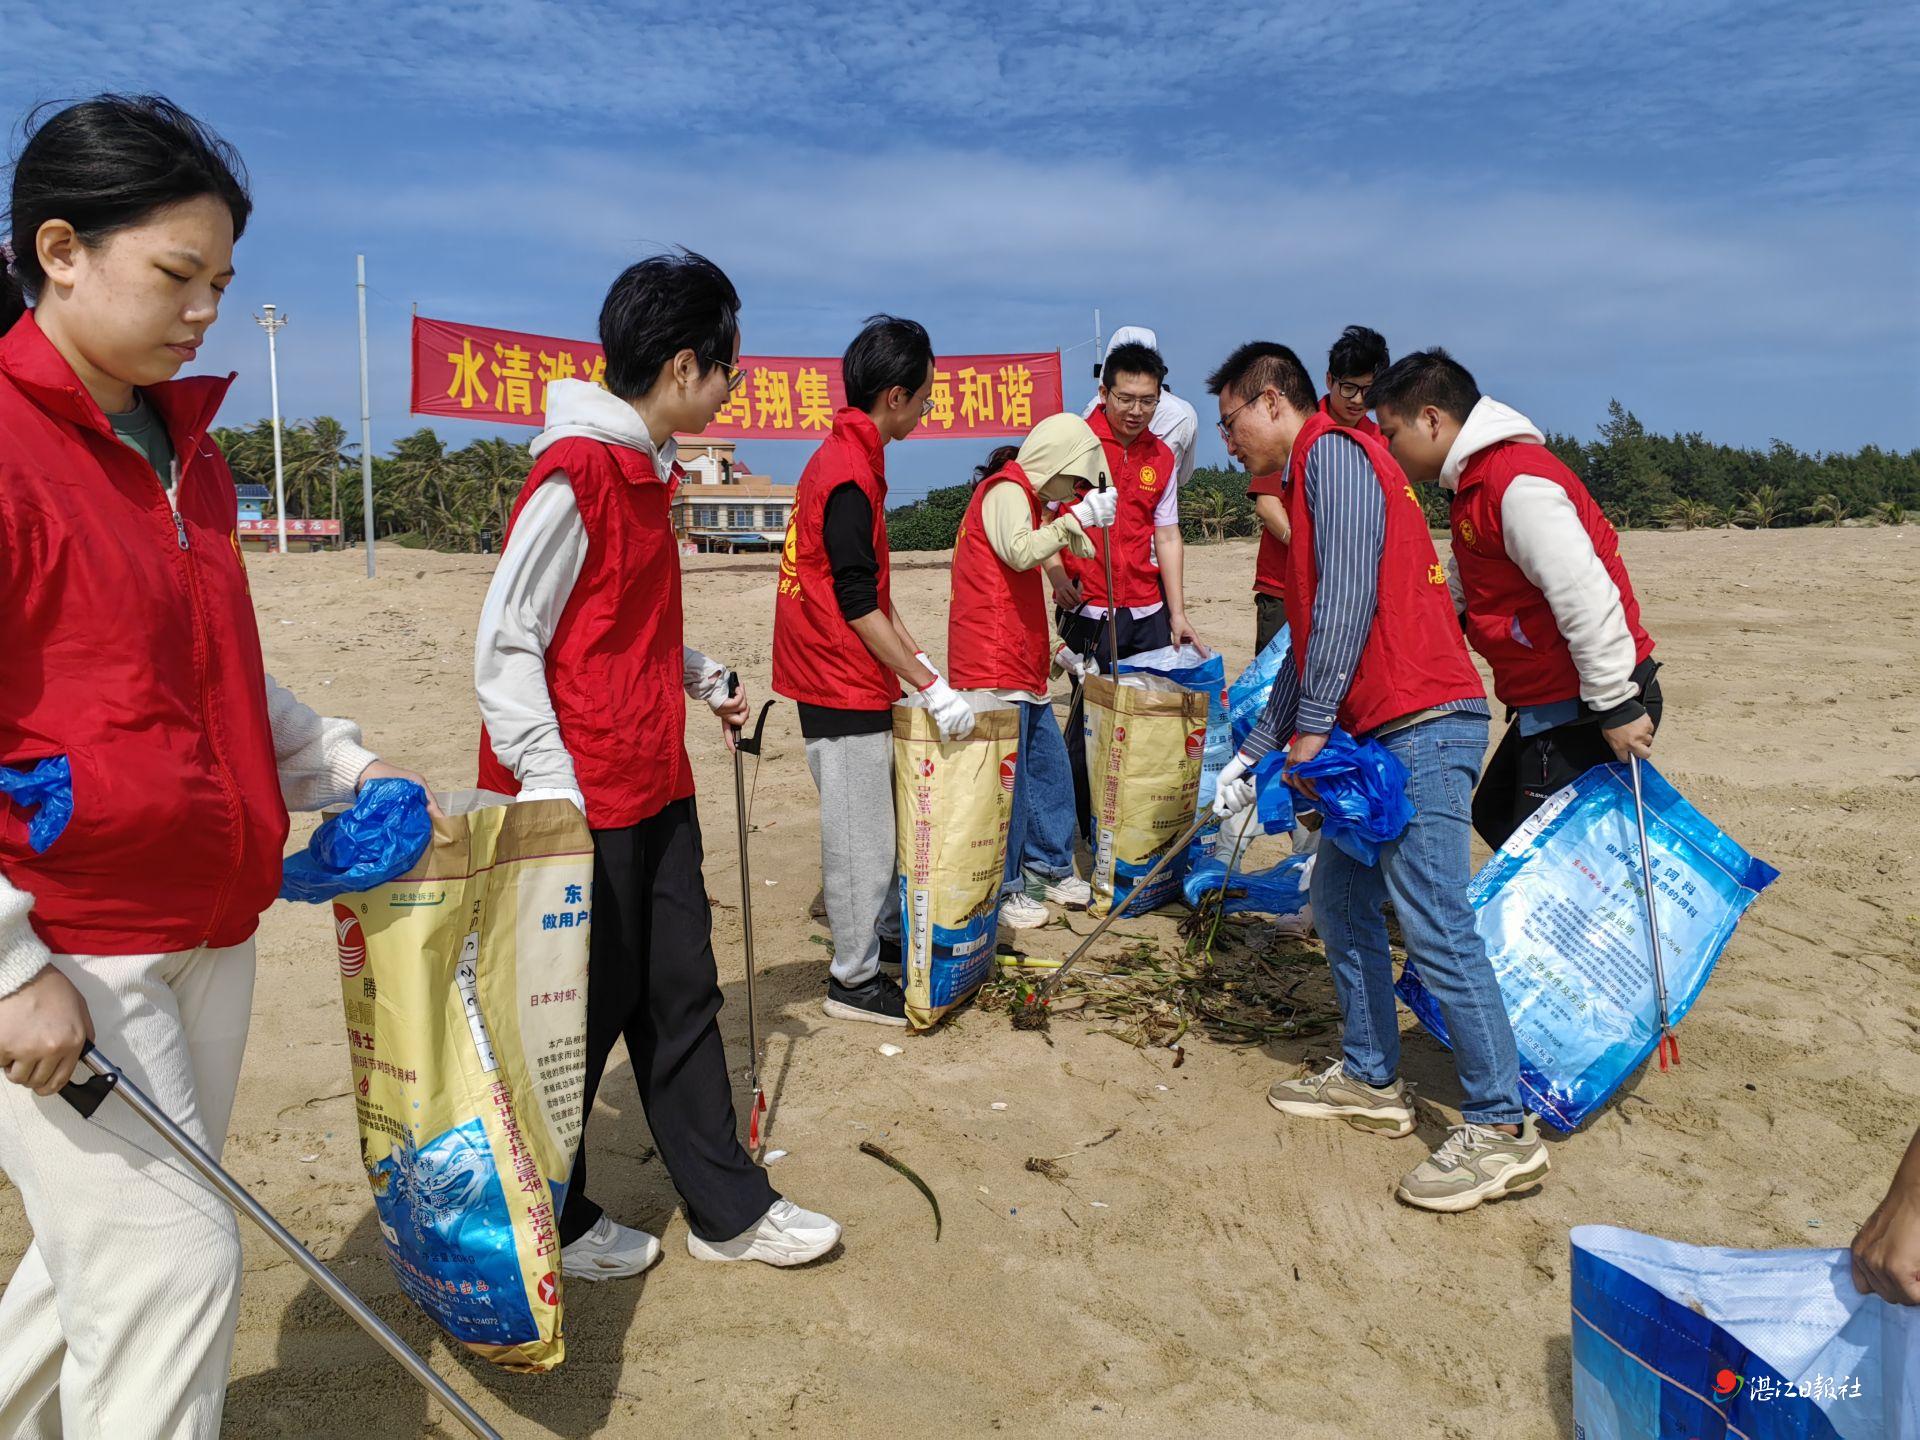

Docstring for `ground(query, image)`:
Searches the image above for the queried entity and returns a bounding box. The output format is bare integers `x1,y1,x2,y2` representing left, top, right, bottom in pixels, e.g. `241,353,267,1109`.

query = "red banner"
410,315,1062,440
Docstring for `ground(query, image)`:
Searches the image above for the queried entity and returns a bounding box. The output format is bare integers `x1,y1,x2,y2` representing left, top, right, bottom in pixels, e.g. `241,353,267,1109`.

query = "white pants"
0,942,256,1439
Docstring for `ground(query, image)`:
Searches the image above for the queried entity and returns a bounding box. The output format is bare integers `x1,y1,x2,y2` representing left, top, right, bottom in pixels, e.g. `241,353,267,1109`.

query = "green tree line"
885,399,1918,551
216,402,1918,554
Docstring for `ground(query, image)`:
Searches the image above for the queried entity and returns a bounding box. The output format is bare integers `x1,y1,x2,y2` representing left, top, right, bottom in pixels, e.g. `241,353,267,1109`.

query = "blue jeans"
1003,700,1078,896
1309,711,1524,1125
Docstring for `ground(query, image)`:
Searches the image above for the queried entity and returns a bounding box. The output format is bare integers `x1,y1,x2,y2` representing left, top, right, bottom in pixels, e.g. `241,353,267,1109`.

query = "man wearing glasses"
1052,334,1203,835
774,314,972,1028
1245,327,1392,655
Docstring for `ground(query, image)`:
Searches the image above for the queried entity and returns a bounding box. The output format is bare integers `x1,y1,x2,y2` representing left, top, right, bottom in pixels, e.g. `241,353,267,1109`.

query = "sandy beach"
7,526,1913,1439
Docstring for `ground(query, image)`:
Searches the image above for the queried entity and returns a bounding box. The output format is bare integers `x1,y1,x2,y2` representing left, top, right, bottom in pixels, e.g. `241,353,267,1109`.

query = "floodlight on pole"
254,304,290,554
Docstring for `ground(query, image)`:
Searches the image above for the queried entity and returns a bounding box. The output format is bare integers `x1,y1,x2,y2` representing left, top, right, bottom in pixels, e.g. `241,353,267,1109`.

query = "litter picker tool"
59,1044,500,1440
727,674,777,1151
1039,811,1210,1004
1097,472,1120,674
1628,755,1680,1071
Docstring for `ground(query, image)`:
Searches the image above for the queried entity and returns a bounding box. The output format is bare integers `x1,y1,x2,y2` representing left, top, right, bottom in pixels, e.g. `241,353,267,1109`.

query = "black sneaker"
823,972,909,1027
877,937,902,972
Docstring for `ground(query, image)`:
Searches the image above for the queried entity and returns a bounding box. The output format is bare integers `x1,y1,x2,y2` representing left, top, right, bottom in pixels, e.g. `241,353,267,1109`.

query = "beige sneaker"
1266,1058,1415,1138
1396,1118,1550,1213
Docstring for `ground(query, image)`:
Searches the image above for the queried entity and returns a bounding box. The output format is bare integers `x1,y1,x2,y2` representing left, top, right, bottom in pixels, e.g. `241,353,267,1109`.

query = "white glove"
1068,487,1118,530
518,786,587,819
920,676,976,741
1211,753,1256,819
1052,644,1098,682
682,647,730,708
915,650,940,681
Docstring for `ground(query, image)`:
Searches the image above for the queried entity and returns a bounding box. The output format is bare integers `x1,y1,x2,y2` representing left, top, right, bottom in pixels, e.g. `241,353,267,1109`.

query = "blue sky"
7,1,1916,500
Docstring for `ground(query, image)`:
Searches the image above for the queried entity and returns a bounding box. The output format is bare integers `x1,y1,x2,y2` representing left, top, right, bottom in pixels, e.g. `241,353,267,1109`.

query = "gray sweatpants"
804,731,900,986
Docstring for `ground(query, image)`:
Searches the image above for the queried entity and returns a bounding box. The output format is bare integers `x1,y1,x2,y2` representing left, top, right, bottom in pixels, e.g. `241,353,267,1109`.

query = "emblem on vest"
1138,464,1159,489
777,519,802,600
1457,517,1479,550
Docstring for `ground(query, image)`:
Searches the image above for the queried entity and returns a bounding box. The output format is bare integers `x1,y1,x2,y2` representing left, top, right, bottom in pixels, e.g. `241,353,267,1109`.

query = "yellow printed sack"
893,697,1018,1030
333,791,592,1372
1084,674,1208,916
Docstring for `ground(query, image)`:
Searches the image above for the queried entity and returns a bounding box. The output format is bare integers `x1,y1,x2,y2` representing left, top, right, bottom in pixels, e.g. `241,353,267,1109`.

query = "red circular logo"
538,1271,558,1306
1114,725,1128,742
1185,726,1207,760
918,757,935,777
333,903,367,978
1000,753,1018,792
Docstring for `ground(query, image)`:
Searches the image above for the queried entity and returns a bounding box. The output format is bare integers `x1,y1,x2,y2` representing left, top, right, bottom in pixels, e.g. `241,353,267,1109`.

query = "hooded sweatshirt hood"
1016,412,1108,503
1105,325,1159,361
530,378,676,470
1439,395,1543,491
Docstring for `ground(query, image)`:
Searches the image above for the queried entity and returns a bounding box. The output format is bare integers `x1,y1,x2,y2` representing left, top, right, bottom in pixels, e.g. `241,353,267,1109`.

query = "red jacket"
1452,439,1654,708
0,312,288,955
478,438,694,827
947,464,1051,693
1283,410,1483,735
772,408,900,710
1060,407,1170,609
1254,403,1378,598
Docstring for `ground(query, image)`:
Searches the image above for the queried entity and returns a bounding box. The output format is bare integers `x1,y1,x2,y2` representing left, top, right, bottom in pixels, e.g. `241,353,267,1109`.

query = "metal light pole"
356,257,377,577
254,304,290,554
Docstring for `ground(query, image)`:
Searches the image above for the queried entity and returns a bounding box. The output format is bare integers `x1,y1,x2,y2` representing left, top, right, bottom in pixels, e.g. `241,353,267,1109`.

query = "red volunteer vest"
772,409,900,710
1252,410,1377,597
477,438,694,827
1060,407,1171,609
1283,410,1484,735
0,312,288,955
947,464,1051,693
1451,439,1655,708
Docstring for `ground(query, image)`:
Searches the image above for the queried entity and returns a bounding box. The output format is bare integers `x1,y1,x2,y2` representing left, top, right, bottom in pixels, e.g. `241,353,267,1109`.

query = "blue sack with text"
1398,762,1778,1132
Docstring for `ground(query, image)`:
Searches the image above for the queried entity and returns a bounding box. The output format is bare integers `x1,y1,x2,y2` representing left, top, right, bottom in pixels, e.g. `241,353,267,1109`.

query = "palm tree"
1804,492,1849,527
1873,499,1906,526
1734,485,1786,529
1661,498,1718,531
1188,489,1236,542
462,437,533,544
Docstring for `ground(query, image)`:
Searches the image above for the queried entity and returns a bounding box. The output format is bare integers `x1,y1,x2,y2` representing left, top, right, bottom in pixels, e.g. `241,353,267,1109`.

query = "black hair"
972,443,1020,483
597,248,741,401
843,313,934,412
1101,340,1167,392
3,94,252,332
1327,325,1389,380
1366,348,1481,424
1205,341,1317,412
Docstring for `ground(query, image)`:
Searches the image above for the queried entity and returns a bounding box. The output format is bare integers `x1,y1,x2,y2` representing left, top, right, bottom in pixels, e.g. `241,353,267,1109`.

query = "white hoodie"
473,380,725,807
1439,396,1640,718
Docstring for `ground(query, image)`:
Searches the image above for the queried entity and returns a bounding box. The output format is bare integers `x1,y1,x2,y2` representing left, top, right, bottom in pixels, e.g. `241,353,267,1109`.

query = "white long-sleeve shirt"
1439,396,1641,720
0,676,379,996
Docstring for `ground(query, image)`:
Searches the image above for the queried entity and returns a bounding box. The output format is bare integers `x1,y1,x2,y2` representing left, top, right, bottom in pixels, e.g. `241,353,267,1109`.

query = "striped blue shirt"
1242,434,1487,763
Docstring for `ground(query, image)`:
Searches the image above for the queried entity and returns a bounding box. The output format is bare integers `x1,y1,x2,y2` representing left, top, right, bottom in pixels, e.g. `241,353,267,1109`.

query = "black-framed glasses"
708,355,746,395
1333,377,1372,404
1217,392,1260,441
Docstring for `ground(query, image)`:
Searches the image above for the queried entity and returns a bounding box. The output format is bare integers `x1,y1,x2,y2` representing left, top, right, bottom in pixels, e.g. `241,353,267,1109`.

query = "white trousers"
0,942,256,1439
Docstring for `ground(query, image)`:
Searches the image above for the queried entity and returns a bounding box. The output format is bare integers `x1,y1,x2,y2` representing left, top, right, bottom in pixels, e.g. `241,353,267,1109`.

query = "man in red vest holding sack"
773,315,975,1028
1248,326,1392,655
947,416,1117,930
1369,349,1662,850
1206,341,1549,1214
477,250,841,1280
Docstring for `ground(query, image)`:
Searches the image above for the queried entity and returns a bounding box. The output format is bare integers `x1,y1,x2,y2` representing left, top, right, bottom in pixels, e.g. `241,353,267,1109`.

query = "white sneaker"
1025,870,1092,908
560,1214,662,1282
686,1198,842,1267
999,892,1050,929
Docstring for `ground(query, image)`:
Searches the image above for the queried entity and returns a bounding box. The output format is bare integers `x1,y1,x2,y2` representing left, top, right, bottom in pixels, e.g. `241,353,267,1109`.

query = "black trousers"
1254,593,1287,657
1056,605,1175,844
1471,667,1666,851
560,797,777,1246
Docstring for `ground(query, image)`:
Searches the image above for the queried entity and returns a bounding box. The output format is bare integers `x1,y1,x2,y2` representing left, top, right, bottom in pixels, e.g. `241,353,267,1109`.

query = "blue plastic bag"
1252,729,1412,865
1573,1224,1914,1439
279,778,435,903
1225,630,1296,837
1398,761,1778,1132
0,755,73,853
1181,851,1311,919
